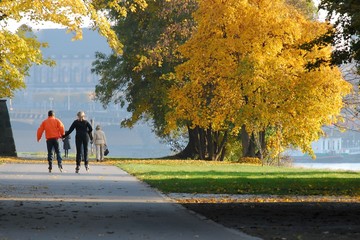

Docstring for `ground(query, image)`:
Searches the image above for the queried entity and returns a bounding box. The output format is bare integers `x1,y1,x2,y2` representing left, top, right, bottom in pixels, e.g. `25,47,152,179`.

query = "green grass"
116,160,360,196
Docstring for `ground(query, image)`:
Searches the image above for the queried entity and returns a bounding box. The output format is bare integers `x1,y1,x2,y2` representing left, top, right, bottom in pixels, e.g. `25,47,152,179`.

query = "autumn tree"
92,0,198,157
319,0,360,70
0,0,150,98
308,1,360,142
168,0,351,160
93,0,346,161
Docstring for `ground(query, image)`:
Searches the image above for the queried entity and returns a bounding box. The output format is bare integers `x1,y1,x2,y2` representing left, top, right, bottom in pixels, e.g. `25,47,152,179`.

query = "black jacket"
64,120,93,140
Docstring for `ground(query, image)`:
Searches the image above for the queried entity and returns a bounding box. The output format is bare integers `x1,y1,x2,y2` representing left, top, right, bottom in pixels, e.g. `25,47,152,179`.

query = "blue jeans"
46,138,62,169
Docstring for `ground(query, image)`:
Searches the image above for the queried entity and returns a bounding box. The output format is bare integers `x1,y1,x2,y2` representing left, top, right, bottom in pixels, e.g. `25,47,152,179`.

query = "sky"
313,0,328,22
4,18,90,32
3,0,327,32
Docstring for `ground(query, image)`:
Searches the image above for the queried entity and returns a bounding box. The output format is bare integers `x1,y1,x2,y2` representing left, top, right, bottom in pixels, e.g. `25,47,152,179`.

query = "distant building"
311,137,342,154
10,28,124,126
287,126,360,156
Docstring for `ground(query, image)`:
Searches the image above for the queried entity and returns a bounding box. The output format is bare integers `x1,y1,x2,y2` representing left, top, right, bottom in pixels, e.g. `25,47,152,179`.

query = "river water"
293,163,360,171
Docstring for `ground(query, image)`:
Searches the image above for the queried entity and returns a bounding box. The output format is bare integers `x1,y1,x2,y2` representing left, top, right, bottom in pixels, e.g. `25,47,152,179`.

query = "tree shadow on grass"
140,170,360,195
182,201,360,240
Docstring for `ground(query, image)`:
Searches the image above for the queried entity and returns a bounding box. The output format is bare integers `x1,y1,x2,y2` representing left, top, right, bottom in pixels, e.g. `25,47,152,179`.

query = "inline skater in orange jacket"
37,110,65,172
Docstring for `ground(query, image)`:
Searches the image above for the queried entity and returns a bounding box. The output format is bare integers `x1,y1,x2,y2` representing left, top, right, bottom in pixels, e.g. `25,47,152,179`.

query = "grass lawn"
1,157,359,196
116,160,360,196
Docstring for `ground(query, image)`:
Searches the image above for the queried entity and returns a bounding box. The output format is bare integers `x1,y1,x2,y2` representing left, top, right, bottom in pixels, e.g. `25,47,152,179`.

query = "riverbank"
293,162,360,171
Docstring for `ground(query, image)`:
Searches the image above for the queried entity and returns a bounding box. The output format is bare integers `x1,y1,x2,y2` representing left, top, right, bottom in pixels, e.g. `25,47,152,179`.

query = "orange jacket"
37,116,65,141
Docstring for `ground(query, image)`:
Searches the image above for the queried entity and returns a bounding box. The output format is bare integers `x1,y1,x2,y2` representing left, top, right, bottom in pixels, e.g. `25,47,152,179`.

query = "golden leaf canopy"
168,0,351,156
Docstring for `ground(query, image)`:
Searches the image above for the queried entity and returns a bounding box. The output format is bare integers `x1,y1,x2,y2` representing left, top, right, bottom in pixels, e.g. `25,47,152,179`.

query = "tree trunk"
217,130,228,161
168,126,197,159
210,130,227,161
206,128,214,160
198,127,206,159
168,126,229,161
241,125,256,157
256,130,266,160
241,125,249,157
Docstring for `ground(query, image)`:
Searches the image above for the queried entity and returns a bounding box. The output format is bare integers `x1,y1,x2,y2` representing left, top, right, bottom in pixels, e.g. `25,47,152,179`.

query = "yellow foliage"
167,0,352,156
0,26,50,98
0,0,148,98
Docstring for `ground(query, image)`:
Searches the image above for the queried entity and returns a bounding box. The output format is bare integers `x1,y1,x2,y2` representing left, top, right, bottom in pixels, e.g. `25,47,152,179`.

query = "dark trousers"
46,138,62,169
75,134,89,168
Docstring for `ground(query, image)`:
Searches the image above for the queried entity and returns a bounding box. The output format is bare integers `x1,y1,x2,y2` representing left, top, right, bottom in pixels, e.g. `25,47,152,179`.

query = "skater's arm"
57,119,65,137
63,121,76,137
37,122,45,142
86,121,93,141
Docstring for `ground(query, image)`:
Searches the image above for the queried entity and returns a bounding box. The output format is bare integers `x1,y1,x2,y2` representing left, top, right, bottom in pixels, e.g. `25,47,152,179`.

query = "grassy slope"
116,160,360,196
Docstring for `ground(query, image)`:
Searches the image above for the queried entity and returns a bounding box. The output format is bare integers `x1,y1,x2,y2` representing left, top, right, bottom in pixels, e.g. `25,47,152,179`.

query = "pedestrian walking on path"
36,110,65,172
63,111,93,173
93,124,107,162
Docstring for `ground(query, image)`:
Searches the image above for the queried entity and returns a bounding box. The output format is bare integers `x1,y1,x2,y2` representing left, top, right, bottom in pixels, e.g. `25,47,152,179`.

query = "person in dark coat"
62,130,71,158
63,111,93,173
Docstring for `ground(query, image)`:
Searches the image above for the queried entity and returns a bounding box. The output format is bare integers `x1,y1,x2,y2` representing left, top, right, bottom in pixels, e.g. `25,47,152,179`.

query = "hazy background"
7,28,172,159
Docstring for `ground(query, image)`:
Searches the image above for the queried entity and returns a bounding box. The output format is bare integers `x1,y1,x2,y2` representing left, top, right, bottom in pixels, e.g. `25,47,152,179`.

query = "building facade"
10,28,124,126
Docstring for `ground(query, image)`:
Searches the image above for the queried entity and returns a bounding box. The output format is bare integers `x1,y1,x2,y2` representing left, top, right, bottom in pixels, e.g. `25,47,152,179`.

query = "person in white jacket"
93,125,107,162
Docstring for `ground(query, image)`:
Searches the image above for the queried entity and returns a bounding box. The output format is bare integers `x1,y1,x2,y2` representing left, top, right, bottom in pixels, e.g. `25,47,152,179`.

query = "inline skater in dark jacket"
63,111,93,173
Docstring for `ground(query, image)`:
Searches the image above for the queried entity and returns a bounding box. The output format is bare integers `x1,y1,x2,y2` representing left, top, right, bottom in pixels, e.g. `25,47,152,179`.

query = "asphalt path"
0,163,260,240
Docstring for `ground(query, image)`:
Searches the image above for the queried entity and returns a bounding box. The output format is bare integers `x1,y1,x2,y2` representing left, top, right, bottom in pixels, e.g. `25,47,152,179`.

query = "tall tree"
319,0,360,70
315,1,360,142
0,0,148,98
168,0,351,159
92,0,199,157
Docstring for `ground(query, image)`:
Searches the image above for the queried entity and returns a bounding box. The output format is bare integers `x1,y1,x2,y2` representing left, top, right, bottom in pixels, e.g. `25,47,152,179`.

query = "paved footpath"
0,163,260,240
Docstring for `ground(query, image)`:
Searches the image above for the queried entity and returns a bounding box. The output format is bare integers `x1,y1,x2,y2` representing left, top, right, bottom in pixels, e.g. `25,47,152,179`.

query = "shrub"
235,157,262,165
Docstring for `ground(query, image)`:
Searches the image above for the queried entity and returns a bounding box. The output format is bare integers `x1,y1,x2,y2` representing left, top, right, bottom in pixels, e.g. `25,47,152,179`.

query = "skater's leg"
95,144,101,162
75,136,82,172
83,137,89,171
46,140,54,172
54,140,63,171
